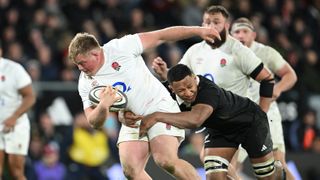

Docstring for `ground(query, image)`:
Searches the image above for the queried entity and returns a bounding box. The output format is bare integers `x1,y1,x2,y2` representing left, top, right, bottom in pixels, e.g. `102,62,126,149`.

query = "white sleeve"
179,45,196,67
78,74,92,109
106,34,143,57
234,43,262,75
14,64,32,89
263,46,287,73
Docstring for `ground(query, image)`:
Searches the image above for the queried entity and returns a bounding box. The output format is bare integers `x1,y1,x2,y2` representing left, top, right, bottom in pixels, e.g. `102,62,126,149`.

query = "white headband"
231,22,254,33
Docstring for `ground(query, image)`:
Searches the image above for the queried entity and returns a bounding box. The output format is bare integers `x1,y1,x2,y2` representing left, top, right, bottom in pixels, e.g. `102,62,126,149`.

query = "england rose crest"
112,62,121,71
220,58,227,67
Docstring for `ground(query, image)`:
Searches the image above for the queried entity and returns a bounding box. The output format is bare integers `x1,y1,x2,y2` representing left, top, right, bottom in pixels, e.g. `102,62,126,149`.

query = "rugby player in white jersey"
68,26,220,180
0,41,36,180
231,17,297,180
152,5,276,179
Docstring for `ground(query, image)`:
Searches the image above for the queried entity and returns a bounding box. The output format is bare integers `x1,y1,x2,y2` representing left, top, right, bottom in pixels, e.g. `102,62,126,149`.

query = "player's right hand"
152,57,168,81
200,27,221,43
99,86,121,109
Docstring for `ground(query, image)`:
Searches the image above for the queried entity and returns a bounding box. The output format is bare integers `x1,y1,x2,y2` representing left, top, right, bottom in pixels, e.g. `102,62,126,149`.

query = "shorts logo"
166,124,171,130
261,144,267,151
220,58,227,67
112,62,121,71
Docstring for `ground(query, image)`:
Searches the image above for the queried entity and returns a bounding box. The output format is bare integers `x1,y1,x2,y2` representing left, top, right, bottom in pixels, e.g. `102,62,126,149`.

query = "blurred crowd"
1,0,320,179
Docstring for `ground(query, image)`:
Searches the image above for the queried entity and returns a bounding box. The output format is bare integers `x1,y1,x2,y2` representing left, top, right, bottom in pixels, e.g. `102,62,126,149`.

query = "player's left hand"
2,115,17,133
139,113,157,138
118,111,142,128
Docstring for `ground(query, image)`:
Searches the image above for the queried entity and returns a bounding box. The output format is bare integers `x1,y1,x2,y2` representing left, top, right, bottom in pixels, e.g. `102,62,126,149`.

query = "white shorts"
267,103,285,152
117,98,185,145
0,116,30,155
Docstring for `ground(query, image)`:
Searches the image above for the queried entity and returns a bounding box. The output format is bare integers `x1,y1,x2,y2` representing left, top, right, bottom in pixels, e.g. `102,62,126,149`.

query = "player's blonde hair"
68,32,100,62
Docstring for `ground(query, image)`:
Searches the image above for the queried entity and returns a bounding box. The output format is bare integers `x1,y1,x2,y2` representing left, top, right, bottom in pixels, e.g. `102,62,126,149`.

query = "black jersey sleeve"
194,83,220,110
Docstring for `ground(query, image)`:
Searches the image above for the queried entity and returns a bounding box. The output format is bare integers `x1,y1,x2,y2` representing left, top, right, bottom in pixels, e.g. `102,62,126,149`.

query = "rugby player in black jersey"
136,64,284,180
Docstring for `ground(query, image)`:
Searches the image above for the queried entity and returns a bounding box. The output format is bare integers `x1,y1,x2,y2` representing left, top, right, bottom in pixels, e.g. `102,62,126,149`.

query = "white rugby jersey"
78,34,176,116
180,35,262,97
0,58,32,123
247,41,287,117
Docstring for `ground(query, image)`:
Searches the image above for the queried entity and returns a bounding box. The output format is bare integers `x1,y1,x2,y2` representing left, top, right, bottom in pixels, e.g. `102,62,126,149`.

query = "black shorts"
204,107,273,159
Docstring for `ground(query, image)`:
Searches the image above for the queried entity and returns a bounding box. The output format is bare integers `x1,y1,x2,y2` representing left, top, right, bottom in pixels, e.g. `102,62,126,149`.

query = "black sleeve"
162,80,176,100
249,63,264,79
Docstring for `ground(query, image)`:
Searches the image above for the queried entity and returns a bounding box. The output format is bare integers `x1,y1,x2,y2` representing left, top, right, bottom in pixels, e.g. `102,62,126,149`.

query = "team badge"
220,58,227,67
112,62,121,71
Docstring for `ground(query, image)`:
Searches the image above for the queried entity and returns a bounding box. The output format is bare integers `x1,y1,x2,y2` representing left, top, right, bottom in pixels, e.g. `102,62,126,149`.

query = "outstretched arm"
138,26,220,50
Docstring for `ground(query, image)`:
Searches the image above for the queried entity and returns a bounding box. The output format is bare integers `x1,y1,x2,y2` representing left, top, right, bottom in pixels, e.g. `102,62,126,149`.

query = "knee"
122,163,138,179
153,154,176,174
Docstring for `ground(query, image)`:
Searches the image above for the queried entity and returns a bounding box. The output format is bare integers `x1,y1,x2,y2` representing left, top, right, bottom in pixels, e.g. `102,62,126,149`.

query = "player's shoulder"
104,34,139,47
1,58,25,69
187,41,206,51
224,36,248,52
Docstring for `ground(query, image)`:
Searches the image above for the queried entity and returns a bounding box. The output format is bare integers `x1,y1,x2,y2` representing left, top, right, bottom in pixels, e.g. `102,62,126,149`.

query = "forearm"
140,26,207,50
87,105,109,129
154,111,200,129
12,95,35,119
155,26,204,42
275,73,297,93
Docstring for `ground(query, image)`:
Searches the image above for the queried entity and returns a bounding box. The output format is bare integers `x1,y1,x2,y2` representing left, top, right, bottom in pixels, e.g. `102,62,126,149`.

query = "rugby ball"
89,85,128,112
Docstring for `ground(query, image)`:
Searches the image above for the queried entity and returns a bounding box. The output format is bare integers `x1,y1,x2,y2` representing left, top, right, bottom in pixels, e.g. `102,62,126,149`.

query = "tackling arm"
147,103,213,129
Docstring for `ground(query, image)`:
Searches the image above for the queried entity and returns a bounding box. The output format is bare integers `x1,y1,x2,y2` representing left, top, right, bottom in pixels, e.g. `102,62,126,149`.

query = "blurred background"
1,0,320,179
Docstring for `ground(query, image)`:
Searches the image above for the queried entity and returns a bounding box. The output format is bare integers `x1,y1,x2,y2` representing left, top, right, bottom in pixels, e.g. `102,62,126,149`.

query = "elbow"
292,73,298,84
88,119,103,129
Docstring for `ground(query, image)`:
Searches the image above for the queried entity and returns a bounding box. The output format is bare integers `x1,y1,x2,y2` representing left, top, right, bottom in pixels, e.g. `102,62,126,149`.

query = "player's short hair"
68,32,100,62
231,17,255,33
0,40,2,48
205,5,230,19
168,64,193,84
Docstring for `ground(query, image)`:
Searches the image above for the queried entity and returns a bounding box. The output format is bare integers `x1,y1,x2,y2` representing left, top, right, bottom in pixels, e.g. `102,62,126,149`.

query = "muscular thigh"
149,135,179,159
2,121,30,155
118,141,150,168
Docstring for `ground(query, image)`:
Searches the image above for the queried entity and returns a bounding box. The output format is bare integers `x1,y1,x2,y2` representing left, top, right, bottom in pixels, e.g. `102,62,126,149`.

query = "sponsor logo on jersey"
112,62,121,71
220,58,227,67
